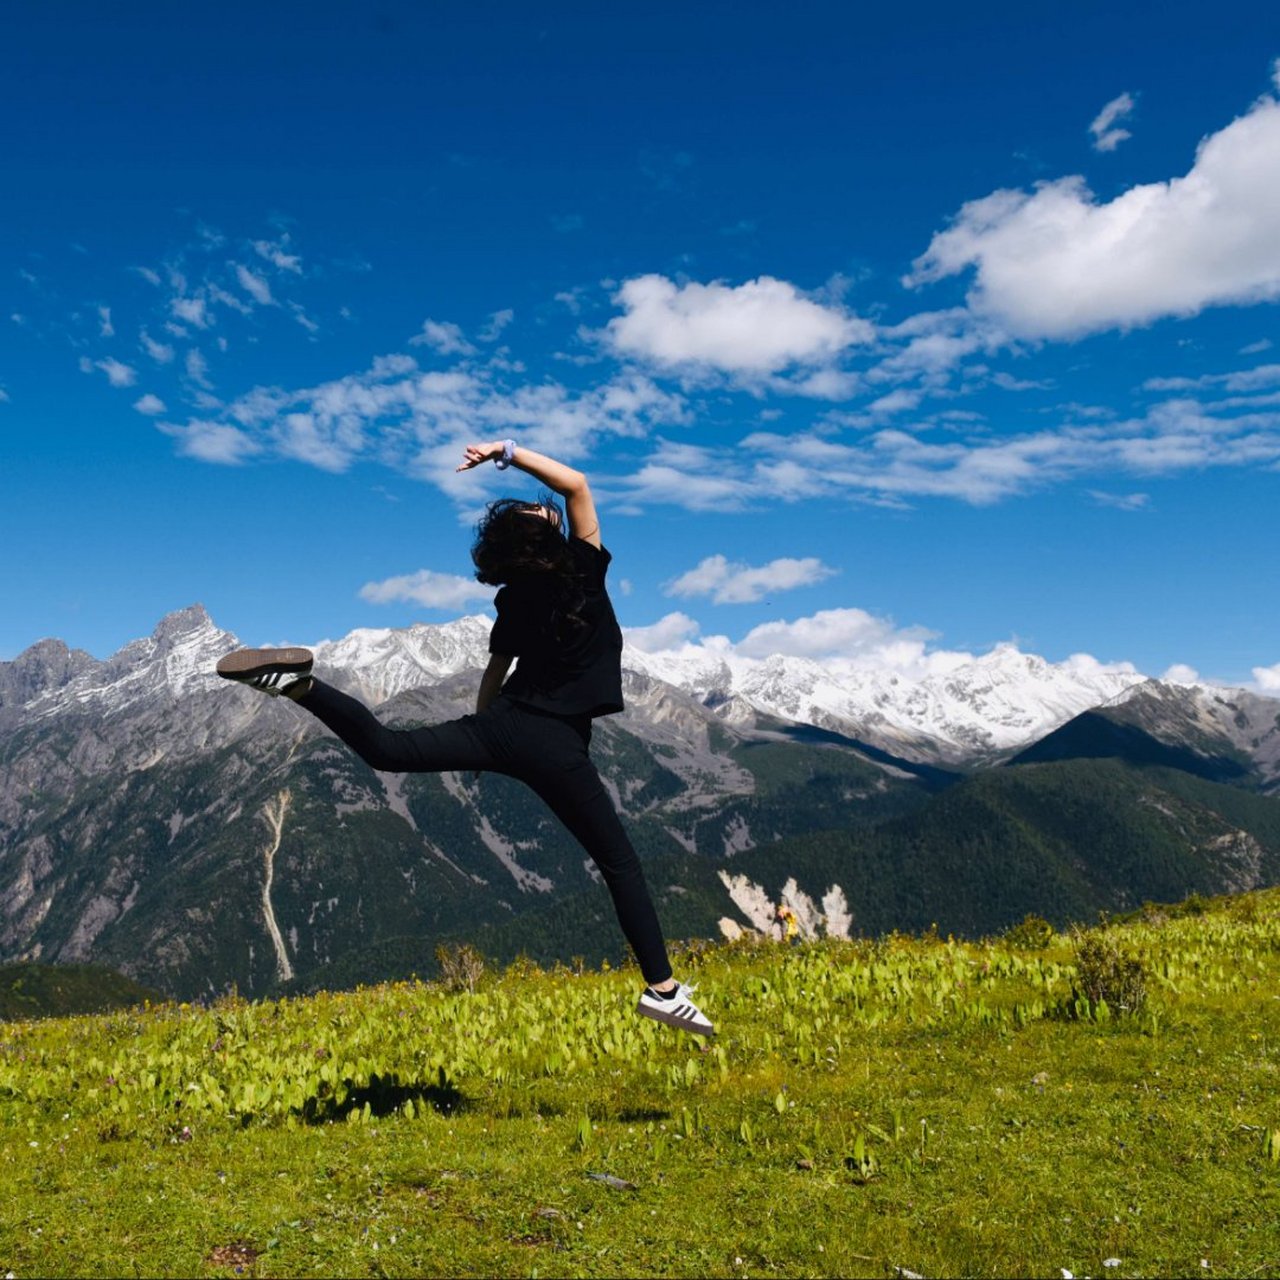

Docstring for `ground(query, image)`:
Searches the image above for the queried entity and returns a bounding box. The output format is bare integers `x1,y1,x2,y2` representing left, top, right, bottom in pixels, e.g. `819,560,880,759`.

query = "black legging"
297,679,672,985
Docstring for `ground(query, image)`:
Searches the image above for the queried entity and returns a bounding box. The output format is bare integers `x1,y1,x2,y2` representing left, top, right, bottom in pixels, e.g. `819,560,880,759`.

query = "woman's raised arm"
457,440,601,547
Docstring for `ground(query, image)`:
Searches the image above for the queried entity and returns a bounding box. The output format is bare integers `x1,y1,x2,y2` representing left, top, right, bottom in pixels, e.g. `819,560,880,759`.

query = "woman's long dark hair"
471,495,587,637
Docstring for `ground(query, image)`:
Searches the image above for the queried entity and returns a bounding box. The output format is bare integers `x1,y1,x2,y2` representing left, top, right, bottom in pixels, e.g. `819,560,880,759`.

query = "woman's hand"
456,441,506,471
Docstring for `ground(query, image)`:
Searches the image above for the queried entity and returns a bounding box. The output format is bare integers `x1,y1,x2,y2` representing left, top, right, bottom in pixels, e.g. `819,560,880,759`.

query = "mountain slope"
720,759,1280,941
4,605,1278,998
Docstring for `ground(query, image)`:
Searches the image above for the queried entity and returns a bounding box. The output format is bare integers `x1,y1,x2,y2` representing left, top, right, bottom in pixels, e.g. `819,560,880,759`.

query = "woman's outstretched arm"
457,441,601,548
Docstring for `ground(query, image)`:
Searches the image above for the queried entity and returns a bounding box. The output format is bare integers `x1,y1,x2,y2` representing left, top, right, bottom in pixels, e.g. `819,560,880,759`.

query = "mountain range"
2,604,1278,999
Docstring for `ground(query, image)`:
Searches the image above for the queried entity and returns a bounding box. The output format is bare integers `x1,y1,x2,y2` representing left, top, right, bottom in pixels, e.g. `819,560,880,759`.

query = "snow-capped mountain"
3,604,1277,1000
625,642,1147,763
7,603,1153,764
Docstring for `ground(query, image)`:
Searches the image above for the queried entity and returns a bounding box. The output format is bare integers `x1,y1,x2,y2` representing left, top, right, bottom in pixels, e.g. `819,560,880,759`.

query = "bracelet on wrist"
494,439,517,470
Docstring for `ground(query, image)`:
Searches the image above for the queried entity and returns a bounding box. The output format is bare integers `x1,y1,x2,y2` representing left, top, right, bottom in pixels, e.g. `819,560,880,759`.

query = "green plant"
1002,913,1055,950
1069,930,1147,1017
434,942,486,994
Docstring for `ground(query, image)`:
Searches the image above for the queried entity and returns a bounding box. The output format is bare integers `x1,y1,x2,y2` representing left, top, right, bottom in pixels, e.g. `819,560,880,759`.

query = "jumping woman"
216,439,713,1037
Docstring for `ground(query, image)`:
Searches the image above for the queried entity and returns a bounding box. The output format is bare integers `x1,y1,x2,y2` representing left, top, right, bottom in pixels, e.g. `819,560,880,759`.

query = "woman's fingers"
455,443,489,472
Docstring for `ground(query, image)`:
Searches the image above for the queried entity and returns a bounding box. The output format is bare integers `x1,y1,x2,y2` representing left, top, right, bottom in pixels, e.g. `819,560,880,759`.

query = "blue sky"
3,1,1279,690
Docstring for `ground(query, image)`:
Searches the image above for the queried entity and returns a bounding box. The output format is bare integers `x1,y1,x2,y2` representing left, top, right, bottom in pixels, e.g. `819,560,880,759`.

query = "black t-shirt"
488,538,625,718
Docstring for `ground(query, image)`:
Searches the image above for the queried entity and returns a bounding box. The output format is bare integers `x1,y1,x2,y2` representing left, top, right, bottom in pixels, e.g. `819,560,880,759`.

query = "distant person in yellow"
775,902,799,944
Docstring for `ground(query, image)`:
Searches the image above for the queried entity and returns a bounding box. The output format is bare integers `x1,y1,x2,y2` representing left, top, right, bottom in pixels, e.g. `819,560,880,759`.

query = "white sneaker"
216,647,314,697
636,981,714,1037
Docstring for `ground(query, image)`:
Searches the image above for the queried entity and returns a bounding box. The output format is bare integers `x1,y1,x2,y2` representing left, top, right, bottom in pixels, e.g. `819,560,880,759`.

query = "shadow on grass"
301,1073,467,1124
615,1106,671,1123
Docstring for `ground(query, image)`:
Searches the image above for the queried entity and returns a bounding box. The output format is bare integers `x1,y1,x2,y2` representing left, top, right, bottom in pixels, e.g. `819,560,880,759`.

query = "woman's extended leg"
296,678,499,774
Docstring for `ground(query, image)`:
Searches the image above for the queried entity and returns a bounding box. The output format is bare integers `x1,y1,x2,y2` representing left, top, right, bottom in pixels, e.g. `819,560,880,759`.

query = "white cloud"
1088,490,1149,510
82,357,137,388
1253,661,1280,693
358,569,494,610
479,309,514,341
615,461,751,513
645,389,1280,510
666,554,837,604
208,283,250,315
289,302,320,334
1143,362,1280,394
185,349,212,389
603,274,872,375
165,354,685,482
97,305,114,338
624,603,969,680
0,387,9,404
1240,339,1273,355
134,266,162,287
133,393,166,415
159,420,260,465
234,263,274,306
410,319,476,357
1089,92,1135,153
622,612,702,652
139,329,175,364
908,84,1280,338
734,606,930,660
170,296,209,329
1163,662,1201,684
252,237,302,273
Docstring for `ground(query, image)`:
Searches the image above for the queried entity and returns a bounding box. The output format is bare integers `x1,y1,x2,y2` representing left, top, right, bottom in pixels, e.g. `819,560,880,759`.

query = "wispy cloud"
234,263,274,307
479,309,514,342
80,356,137,388
158,419,261,465
133,393,166,415
665,554,837,603
1089,91,1136,152
163,353,687,484
358,568,494,610
1088,489,1149,510
611,389,1280,511
252,235,302,273
170,295,209,329
409,319,477,357
139,329,175,364
185,349,213,389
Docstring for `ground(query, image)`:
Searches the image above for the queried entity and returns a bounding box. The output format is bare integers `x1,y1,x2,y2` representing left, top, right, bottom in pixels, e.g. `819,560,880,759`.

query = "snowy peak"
314,615,493,704
0,638,99,712
626,639,1147,762
8,605,1264,771
21,605,239,721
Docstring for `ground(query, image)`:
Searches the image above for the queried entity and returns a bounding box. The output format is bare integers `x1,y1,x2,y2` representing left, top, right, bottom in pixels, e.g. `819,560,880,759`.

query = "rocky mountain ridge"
3,605,1278,999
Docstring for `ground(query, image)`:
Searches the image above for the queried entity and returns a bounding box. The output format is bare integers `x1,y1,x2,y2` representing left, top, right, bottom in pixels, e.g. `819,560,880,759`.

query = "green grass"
3,893,1280,1277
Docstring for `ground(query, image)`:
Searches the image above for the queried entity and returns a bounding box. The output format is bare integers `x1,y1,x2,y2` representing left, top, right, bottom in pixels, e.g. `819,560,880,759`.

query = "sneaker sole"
216,647,314,680
636,999,715,1037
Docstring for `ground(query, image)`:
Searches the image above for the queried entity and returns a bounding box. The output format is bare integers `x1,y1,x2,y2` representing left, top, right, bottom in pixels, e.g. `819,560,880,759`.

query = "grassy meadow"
2,892,1280,1278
